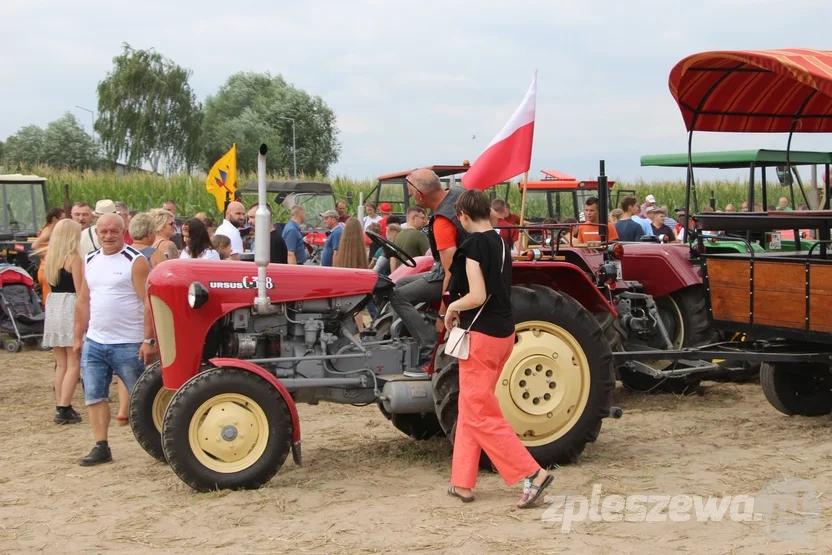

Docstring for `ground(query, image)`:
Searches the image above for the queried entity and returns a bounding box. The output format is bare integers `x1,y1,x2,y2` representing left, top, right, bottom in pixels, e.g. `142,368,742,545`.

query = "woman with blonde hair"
148,208,179,260
32,207,66,306
335,217,370,332
42,218,84,424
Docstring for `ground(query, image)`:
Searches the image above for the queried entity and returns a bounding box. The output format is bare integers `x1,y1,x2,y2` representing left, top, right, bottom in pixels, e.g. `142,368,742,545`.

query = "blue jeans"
81,338,145,406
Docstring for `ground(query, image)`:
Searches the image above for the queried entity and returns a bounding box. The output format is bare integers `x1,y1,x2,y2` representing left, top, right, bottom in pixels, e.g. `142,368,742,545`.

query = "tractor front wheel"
760,363,832,417
161,367,293,492
130,362,174,462
432,285,615,469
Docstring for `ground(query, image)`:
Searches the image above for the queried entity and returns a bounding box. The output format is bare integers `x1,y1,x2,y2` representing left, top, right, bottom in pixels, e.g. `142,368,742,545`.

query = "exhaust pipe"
253,143,276,315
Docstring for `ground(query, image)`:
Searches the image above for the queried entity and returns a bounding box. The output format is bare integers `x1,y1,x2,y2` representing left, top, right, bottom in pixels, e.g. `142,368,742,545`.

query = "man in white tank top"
73,213,157,466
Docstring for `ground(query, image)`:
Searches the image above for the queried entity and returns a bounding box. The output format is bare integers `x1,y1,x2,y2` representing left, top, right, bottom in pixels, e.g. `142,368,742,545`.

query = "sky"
2,0,831,184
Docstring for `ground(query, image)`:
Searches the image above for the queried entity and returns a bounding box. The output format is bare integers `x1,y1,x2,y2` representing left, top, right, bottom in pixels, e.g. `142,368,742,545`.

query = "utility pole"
76,105,95,142
277,116,297,178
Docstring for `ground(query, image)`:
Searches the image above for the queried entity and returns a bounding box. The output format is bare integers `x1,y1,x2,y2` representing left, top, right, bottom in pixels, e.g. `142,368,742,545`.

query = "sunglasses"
405,177,424,196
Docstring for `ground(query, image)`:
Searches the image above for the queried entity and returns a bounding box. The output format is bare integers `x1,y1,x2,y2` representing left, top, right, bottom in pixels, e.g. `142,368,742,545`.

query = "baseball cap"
646,205,659,214
646,194,656,203
379,203,392,212
320,210,339,218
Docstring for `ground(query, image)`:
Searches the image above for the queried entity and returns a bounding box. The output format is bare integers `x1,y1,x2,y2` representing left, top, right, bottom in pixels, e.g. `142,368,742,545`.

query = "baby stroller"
0,265,46,352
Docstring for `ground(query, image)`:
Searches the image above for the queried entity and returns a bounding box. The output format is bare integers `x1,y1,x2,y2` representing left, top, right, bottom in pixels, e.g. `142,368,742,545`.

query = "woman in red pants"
443,189,554,508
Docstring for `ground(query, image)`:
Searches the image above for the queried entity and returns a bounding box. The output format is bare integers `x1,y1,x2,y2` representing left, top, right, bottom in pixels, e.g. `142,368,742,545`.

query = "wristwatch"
143,338,156,346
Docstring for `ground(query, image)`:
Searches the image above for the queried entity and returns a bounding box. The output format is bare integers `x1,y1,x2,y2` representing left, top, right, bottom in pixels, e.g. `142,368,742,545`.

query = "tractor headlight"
188,282,209,309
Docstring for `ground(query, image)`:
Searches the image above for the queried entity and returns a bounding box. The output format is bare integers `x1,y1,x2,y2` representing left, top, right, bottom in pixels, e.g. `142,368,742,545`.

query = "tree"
201,72,341,175
4,125,46,168
95,43,203,173
42,113,100,170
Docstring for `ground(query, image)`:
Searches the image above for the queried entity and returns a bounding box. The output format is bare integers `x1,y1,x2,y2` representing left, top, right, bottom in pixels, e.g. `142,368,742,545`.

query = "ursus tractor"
132,144,624,492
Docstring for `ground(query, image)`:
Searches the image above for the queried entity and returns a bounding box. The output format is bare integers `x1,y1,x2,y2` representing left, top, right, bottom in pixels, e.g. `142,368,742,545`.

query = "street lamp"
76,105,95,142
277,116,297,179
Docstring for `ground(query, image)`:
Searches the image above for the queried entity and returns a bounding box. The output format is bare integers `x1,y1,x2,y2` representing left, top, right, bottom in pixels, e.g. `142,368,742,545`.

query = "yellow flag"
206,144,237,212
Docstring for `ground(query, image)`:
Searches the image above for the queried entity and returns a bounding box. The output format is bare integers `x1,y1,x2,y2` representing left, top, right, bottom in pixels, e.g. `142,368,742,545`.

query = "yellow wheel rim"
496,321,591,447
187,393,269,474
152,388,175,433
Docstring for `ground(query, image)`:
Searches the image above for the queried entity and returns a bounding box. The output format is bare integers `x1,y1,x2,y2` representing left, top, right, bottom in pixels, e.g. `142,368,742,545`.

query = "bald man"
214,201,247,259
74,212,156,466
391,169,469,376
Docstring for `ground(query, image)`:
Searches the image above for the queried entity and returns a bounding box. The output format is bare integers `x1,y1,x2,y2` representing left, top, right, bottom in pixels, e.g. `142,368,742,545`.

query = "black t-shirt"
615,218,644,242
447,230,514,338
652,224,676,241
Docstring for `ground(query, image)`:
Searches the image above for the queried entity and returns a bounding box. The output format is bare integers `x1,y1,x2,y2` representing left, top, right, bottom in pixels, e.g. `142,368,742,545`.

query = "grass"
17,165,782,222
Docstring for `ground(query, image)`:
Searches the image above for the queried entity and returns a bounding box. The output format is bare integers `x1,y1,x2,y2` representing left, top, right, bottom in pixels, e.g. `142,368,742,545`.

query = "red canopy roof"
523,170,614,190
669,48,832,133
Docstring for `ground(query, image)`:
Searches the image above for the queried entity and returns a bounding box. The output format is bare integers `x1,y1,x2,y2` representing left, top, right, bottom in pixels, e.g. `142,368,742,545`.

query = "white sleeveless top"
85,245,146,344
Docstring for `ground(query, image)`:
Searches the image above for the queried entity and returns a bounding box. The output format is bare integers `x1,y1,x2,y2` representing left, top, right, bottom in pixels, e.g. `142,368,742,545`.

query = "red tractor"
131,145,625,492
371,166,718,392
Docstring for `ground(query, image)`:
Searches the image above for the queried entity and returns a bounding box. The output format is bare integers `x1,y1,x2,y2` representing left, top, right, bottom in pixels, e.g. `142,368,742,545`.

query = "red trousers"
451,330,540,489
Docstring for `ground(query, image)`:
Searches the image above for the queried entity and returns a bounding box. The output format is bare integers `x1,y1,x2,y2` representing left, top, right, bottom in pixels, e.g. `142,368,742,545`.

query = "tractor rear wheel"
619,286,716,394
432,285,615,469
760,363,832,417
162,367,293,492
130,362,174,462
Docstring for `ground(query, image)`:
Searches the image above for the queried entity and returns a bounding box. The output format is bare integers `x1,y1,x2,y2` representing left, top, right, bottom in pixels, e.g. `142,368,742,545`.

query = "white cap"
646,194,656,203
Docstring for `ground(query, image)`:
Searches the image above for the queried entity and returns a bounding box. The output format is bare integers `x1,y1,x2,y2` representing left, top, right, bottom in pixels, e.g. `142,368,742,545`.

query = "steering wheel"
365,230,417,268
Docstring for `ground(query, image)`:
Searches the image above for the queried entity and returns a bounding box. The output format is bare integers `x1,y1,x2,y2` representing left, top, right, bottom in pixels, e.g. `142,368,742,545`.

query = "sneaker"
78,444,113,466
67,406,82,423
54,406,82,424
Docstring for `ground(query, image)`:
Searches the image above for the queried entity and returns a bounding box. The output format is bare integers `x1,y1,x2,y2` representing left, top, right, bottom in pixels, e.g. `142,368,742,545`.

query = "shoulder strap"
464,239,507,331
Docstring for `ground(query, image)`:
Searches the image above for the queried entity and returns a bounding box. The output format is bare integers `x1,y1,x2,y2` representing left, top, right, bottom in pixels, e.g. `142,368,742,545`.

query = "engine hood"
147,259,379,303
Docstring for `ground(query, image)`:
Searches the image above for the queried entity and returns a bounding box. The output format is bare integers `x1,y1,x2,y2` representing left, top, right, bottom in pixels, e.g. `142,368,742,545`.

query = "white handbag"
443,241,506,360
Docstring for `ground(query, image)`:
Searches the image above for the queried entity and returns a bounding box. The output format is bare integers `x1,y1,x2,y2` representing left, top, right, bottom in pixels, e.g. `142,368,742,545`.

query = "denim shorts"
81,338,145,405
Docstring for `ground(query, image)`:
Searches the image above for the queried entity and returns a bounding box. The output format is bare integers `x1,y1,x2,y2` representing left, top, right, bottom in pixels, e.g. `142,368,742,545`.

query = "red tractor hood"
618,242,701,298
147,259,379,303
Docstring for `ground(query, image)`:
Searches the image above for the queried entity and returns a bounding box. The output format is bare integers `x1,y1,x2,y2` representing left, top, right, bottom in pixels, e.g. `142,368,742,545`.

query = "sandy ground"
1,349,831,555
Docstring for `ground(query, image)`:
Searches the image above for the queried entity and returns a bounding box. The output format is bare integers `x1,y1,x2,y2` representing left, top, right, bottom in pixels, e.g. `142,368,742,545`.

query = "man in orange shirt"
390,169,468,376
575,197,618,245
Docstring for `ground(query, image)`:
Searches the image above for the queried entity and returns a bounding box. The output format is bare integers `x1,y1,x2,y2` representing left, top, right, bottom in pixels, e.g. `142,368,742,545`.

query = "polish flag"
462,71,537,191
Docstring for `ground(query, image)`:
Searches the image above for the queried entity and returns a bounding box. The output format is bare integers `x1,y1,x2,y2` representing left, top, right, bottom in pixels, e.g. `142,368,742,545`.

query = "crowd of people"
44,182,777,501
27,178,558,508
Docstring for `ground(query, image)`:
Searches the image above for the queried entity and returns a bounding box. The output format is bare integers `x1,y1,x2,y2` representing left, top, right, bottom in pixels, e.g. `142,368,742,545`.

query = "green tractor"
640,149,831,253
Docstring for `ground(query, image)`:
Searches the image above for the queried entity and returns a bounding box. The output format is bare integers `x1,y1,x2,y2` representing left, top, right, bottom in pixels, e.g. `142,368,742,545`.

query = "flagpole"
519,170,530,251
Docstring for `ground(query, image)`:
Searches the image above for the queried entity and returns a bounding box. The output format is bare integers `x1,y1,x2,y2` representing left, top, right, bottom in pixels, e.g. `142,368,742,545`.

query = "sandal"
116,416,129,426
448,486,475,503
517,470,554,509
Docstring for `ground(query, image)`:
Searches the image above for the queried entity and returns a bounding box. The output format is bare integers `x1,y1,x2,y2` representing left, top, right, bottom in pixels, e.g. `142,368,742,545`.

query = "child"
212,234,232,260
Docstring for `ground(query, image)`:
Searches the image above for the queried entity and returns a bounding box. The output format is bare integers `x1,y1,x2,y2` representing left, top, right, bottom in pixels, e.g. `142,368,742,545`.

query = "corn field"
17,165,814,223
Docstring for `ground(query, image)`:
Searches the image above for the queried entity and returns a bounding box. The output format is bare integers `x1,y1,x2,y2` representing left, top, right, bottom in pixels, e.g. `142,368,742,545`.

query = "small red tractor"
131,144,626,492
